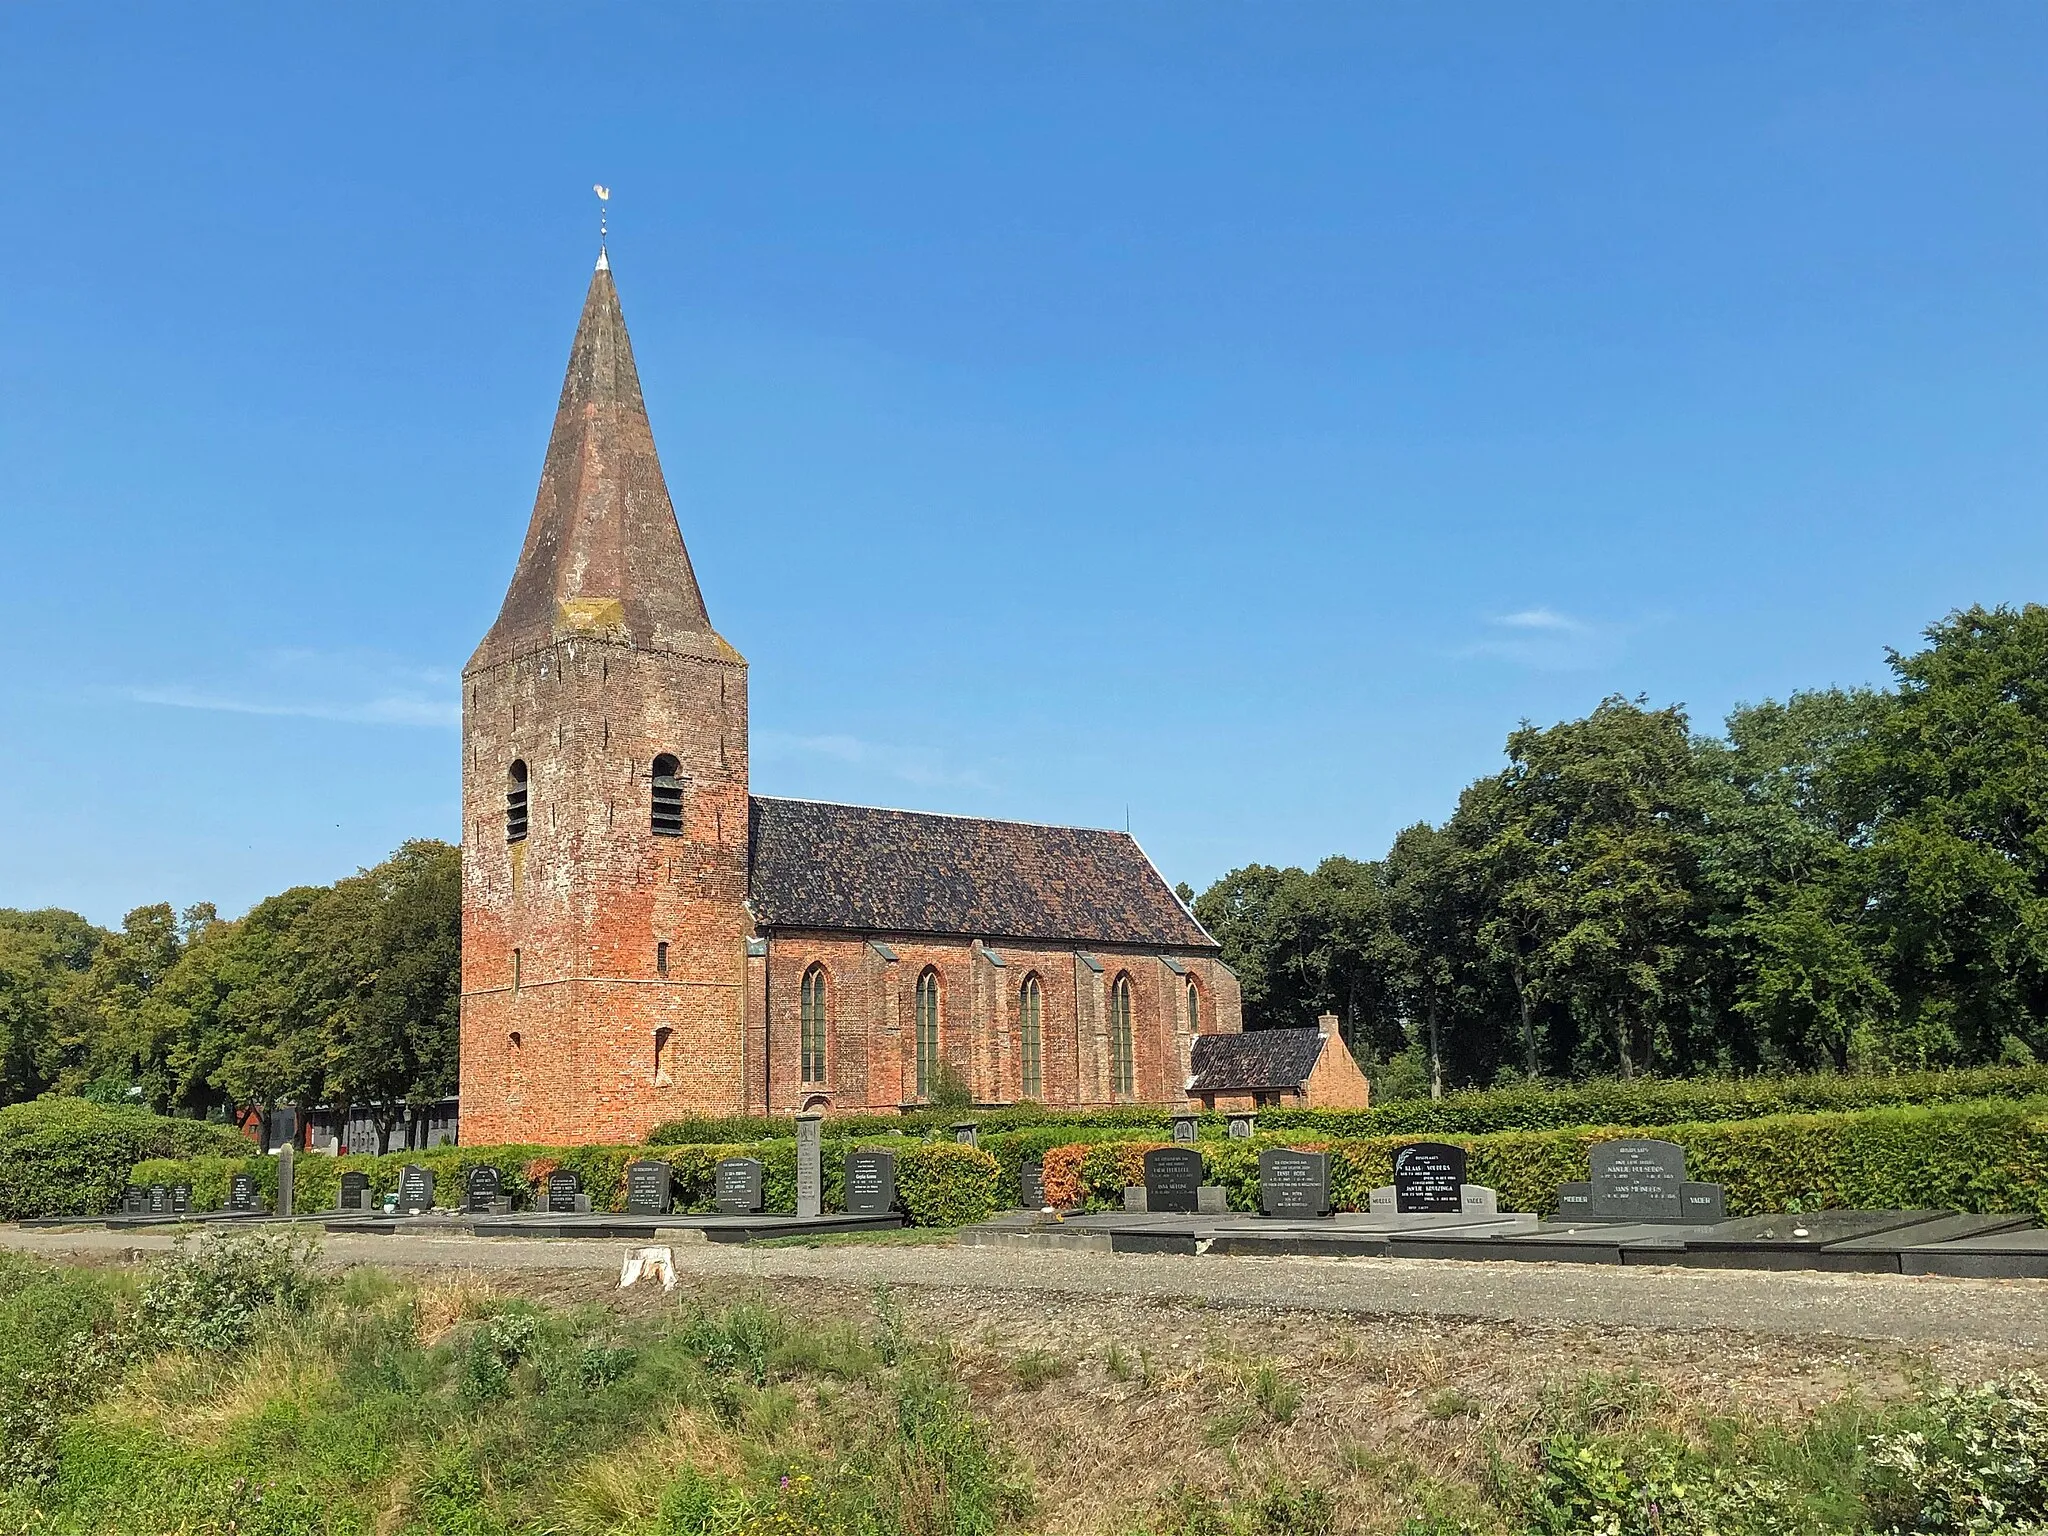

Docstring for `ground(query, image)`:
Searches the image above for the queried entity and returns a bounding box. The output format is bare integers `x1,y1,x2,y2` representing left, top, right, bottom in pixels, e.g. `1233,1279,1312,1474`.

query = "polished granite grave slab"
1668,1210,1958,1271
1899,1225,2048,1279
319,1210,904,1241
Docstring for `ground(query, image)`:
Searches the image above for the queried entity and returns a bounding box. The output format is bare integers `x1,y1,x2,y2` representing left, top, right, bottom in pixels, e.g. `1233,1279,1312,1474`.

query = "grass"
2,1237,2042,1536
746,1226,962,1249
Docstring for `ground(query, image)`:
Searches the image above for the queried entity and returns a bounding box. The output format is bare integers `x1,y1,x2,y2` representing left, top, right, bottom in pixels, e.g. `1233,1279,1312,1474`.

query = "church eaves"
470,258,728,671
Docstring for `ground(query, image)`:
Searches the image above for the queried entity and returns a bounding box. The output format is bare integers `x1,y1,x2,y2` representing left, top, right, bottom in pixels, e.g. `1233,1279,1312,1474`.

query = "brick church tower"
457,250,750,1145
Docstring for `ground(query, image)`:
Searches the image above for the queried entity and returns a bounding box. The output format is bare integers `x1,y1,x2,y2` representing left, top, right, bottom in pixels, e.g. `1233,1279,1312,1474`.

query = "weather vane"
594,184,611,255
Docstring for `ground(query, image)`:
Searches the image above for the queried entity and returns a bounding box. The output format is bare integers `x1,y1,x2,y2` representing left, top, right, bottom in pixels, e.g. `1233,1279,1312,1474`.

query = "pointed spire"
473,261,722,668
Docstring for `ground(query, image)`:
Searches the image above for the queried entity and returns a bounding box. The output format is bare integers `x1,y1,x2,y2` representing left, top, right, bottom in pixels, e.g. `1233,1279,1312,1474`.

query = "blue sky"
4,5,2047,926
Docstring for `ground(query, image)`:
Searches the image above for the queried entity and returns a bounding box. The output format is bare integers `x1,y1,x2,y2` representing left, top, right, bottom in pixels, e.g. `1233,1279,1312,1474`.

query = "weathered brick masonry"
459,253,1244,1144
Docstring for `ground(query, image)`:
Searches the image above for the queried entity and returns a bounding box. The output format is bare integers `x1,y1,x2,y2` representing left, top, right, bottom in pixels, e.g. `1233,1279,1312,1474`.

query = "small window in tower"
509,1031,521,1050
653,1027,673,1087
512,948,522,992
651,754,684,836
656,941,670,977
506,761,529,843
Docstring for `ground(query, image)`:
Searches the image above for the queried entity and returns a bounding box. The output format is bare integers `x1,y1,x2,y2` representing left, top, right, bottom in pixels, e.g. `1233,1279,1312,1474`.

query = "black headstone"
147,1183,170,1215
1020,1159,1047,1209
1143,1146,1205,1214
1393,1142,1467,1214
845,1150,896,1215
625,1159,673,1215
122,1184,146,1214
1258,1148,1331,1219
1589,1139,1689,1222
396,1164,434,1214
339,1170,372,1212
170,1182,193,1214
227,1172,259,1212
465,1165,504,1213
545,1169,583,1214
1171,1114,1200,1145
715,1157,764,1215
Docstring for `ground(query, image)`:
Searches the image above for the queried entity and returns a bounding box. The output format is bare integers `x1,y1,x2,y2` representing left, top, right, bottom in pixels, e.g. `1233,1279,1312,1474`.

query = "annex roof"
747,796,1216,949
1186,1028,1327,1093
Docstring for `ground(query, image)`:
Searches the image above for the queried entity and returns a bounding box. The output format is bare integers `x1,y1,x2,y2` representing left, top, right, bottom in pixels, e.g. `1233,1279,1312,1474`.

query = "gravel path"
8,1223,2047,1348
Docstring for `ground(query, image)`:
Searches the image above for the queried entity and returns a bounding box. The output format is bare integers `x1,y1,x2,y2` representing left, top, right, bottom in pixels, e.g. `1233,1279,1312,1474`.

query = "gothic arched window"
915,968,941,1099
1019,974,1043,1099
651,754,684,837
1186,978,1200,1037
506,761,529,843
1109,973,1135,1097
801,965,828,1085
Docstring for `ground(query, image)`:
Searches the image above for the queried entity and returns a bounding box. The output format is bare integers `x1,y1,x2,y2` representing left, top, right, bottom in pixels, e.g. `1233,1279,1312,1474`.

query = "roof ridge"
749,793,1137,839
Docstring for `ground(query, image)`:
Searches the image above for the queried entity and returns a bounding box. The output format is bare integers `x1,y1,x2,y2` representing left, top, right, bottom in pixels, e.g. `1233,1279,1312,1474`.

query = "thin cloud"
123,650,459,728
1459,607,1620,671
756,730,995,791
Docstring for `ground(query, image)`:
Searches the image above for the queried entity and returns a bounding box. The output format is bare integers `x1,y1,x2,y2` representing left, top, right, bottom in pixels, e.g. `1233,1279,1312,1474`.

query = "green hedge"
1263,1064,2048,1138
1044,1097,2048,1219
650,1065,2048,1148
0,1101,252,1220
125,1137,1003,1226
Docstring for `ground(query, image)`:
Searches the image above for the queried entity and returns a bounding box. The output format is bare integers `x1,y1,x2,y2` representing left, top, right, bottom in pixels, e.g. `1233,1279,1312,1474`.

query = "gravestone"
1171,1114,1200,1145
625,1159,673,1215
147,1183,170,1215
545,1169,583,1214
715,1157,765,1215
952,1122,979,1148
795,1113,823,1218
122,1184,146,1214
1555,1139,1725,1225
1143,1146,1205,1215
1020,1159,1047,1210
396,1164,434,1214
1393,1143,1467,1214
1258,1148,1331,1219
277,1140,296,1218
227,1172,260,1212
845,1149,896,1215
339,1171,371,1212
465,1165,504,1214
1227,1113,1257,1141
170,1182,193,1214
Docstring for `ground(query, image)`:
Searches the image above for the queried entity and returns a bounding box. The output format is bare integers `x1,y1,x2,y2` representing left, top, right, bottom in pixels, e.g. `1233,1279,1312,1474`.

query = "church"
457,251,1363,1145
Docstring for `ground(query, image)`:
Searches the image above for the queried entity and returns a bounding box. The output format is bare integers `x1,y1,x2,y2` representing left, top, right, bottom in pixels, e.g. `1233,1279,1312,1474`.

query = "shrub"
0,1100,250,1219
0,1253,133,1486
137,1228,319,1352
894,1142,1003,1226
1862,1372,2048,1533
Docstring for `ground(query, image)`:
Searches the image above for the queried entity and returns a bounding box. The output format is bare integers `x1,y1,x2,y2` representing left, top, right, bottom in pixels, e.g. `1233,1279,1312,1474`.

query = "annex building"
457,252,1364,1145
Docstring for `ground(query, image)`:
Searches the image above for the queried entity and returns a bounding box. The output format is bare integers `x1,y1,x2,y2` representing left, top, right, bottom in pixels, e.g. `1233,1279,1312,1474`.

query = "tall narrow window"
1109,973,1135,1096
656,941,669,977
651,754,684,836
506,761,529,842
801,965,828,1085
653,1027,673,1087
1019,974,1043,1099
1186,979,1200,1036
511,948,522,992
915,969,941,1098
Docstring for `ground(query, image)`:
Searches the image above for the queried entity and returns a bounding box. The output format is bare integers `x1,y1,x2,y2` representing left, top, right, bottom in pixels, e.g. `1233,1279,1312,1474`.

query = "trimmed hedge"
1263,1064,2048,1139
126,1136,1004,1227
652,1065,2048,1148
0,1101,251,1220
1039,1098,2048,1220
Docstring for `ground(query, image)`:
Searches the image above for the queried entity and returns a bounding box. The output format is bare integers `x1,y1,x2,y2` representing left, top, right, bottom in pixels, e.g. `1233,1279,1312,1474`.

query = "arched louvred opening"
506,761,529,843
800,965,828,1085
1019,974,1044,1099
651,755,684,836
1109,973,1135,1097
914,968,941,1099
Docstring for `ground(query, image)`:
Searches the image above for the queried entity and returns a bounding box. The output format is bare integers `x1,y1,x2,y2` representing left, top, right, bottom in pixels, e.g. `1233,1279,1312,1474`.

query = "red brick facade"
458,258,1241,1144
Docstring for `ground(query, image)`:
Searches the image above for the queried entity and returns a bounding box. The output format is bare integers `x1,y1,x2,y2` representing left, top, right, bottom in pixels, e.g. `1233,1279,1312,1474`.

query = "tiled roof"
1187,1028,1326,1092
747,797,1216,949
